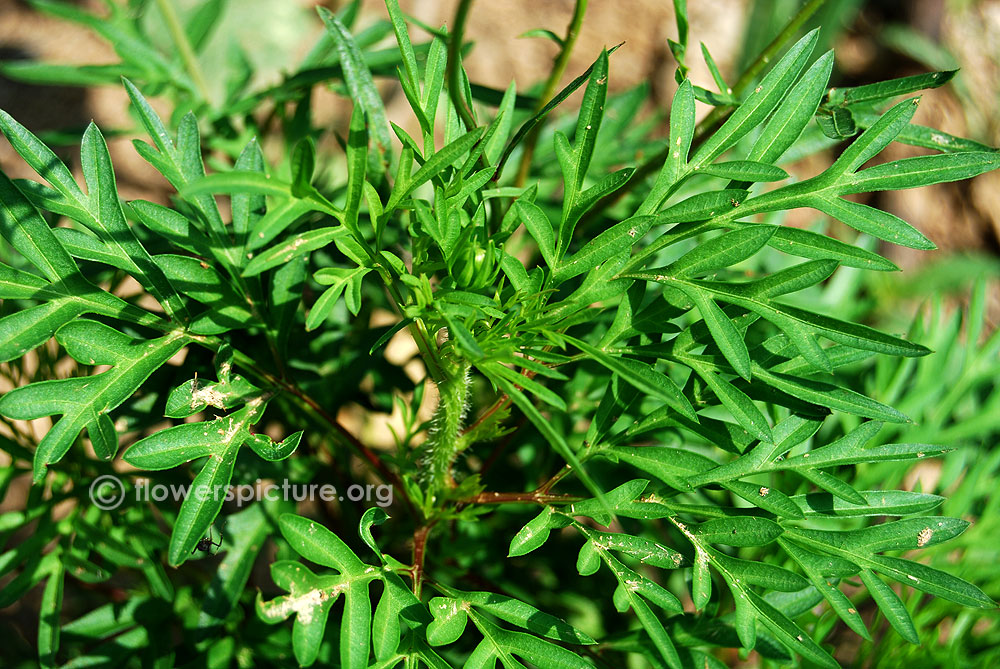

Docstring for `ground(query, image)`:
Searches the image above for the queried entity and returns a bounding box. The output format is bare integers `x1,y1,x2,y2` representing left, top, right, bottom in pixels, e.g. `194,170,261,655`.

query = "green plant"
1,1,998,667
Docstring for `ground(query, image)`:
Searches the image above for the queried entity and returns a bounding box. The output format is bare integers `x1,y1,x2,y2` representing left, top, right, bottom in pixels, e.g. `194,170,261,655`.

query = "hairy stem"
421,360,472,500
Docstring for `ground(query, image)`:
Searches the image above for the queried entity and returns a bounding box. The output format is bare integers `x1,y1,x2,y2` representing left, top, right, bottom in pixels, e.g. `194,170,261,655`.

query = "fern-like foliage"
0,1,997,667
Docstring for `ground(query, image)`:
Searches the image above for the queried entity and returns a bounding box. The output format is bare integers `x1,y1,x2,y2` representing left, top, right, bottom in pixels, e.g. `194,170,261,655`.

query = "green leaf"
278,514,368,575
129,200,212,256
344,105,369,240
383,126,484,214
508,507,557,558
813,196,934,250
270,254,306,356
668,226,776,278
184,0,226,52
752,366,910,422
764,226,898,271
515,201,557,269
247,431,303,461
787,527,995,608
492,377,609,518
742,589,839,668
568,166,636,223
307,267,370,329
552,214,654,283
358,507,389,560
818,106,859,140
155,254,254,327
484,81,517,165
781,540,869,640
38,564,64,669
639,277,928,359
558,49,609,254
797,467,867,505
748,51,835,164
792,490,944,517
568,337,697,420
497,45,622,180
446,588,595,644
317,6,392,160
0,170,78,283
0,320,187,482
851,110,996,152
256,559,376,667
244,227,349,277
845,151,1000,193
290,137,317,198
790,517,967,554
657,188,748,224
479,361,565,410
76,123,188,318
0,109,85,213
701,42,728,93
601,553,682,668
693,516,784,546
776,441,948,470
127,400,268,565
597,529,680,570
384,0,420,92
858,568,919,644
427,597,468,646
689,29,819,168
683,356,772,441
641,79,695,214
683,289,751,380
698,161,788,182
518,28,563,46
123,80,244,270
827,97,919,177
827,69,956,106
464,614,590,668
181,169,295,198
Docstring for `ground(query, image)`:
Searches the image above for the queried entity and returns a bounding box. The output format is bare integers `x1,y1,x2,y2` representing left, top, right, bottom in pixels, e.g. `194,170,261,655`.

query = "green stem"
514,0,588,188
732,0,828,99
421,360,472,501
447,0,478,132
154,0,213,105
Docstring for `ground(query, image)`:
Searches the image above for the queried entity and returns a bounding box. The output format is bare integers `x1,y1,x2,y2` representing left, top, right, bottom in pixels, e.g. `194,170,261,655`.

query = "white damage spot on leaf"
917,527,933,547
266,585,340,625
759,486,770,497
191,384,227,410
